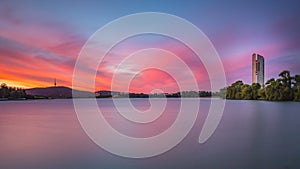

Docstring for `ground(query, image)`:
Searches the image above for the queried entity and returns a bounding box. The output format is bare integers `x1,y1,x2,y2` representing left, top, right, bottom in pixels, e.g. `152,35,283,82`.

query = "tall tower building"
252,53,265,87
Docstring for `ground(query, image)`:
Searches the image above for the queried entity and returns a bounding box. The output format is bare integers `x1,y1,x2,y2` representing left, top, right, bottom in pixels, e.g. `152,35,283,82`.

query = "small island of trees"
220,70,300,101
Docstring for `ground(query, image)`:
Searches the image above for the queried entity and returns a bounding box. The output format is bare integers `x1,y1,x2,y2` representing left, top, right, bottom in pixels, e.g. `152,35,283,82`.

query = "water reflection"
0,99,299,169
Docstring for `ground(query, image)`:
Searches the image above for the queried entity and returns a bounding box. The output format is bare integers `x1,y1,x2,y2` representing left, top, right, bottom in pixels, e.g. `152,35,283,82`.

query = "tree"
0,83,28,99
219,70,300,102
233,80,243,99
294,75,300,86
225,80,244,99
277,70,294,100
279,70,292,88
241,84,252,100
293,74,300,101
226,86,234,99
251,83,261,99
265,78,276,101
0,83,9,98
258,88,266,100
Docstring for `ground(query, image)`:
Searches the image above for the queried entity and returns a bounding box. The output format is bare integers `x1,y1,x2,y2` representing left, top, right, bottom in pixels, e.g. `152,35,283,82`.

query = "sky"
0,0,300,92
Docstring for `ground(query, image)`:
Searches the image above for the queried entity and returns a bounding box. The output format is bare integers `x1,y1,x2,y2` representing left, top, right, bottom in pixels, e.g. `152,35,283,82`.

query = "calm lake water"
0,98,300,169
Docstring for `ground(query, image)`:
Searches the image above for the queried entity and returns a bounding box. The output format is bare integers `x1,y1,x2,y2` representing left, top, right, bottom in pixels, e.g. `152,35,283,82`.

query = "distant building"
252,53,265,87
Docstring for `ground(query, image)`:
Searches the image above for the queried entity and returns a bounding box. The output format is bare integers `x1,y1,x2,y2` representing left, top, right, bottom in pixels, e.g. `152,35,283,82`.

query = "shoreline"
1,97,299,102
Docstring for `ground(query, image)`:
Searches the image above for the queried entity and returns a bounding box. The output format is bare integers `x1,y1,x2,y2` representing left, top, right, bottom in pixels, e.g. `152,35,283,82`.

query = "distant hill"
25,86,94,98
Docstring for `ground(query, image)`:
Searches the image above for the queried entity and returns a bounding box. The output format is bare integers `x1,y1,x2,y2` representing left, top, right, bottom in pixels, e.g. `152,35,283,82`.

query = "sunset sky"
1,0,300,92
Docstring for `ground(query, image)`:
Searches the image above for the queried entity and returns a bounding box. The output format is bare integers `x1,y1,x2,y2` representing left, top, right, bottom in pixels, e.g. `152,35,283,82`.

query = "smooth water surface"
0,98,300,169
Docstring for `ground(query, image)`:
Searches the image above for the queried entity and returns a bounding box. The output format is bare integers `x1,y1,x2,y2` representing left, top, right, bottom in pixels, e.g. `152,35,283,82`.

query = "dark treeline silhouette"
0,83,28,100
0,82,213,100
219,70,300,101
96,90,212,98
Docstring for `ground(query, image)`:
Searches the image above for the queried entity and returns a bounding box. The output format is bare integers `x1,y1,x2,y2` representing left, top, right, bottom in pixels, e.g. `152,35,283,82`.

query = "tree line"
219,70,300,101
96,91,212,98
0,83,27,99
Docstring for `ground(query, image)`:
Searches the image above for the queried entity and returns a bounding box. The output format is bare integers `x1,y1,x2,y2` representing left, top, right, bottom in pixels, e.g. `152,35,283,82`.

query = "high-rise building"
252,53,264,87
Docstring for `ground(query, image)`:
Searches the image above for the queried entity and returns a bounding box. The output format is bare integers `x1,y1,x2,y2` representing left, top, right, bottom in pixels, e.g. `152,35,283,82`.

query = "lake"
0,98,299,169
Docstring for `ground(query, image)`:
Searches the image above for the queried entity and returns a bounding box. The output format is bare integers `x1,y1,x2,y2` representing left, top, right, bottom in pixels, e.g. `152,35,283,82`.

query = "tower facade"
252,53,264,87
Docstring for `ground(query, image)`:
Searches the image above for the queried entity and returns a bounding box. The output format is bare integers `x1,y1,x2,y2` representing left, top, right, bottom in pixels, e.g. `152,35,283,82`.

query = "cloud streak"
1,0,300,92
